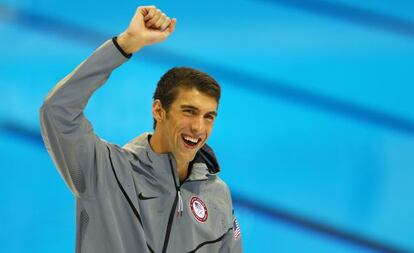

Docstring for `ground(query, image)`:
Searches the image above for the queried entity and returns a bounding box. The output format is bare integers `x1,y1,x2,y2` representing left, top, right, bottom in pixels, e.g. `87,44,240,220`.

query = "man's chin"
175,148,198,163
177,140,202,158
183,152,197,162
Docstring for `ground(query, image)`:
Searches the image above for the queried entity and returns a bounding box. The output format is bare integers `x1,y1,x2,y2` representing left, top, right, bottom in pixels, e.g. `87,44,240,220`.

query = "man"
40,5,242,253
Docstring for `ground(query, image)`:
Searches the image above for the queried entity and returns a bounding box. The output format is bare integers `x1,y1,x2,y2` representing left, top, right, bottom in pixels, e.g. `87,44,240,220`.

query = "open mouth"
181,134,201,149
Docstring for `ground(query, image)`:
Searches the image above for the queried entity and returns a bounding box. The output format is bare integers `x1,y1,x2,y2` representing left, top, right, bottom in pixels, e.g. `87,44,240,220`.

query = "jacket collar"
123,133,220,180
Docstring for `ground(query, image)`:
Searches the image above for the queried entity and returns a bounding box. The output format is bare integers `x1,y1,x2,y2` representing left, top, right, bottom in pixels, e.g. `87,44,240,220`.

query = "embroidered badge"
233,217,241,240
190,196,208,223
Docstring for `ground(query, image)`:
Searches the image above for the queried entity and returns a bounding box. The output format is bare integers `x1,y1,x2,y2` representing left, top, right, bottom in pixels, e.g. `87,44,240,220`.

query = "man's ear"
152,99,165,123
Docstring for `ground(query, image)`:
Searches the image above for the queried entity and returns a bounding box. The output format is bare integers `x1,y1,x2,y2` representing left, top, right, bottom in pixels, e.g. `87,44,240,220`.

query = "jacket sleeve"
219,210,243,253
39,38,130,198
219,185,243,253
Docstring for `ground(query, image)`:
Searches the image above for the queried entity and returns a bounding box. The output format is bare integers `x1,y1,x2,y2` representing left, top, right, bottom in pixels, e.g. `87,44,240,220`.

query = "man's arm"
39,6,176,198
219,187,243,253
219,211,243,253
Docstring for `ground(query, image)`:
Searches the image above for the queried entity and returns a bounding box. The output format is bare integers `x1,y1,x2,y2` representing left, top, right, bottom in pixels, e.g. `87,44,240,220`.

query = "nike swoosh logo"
138,192,158,200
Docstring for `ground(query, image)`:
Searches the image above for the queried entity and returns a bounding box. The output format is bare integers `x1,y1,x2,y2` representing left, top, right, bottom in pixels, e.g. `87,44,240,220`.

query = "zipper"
177,190,184,217
161,155,182,253
161,155,211,253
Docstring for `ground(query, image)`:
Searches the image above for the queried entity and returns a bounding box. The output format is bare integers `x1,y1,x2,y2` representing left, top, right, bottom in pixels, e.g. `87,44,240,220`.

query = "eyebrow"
180,105,217,117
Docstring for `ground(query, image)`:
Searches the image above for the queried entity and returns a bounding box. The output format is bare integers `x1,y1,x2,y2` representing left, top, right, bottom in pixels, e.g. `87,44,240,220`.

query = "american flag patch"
233,217,241,240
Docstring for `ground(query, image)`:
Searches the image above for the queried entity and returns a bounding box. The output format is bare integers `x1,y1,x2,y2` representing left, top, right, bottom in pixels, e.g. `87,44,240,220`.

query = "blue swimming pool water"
1,0,413,252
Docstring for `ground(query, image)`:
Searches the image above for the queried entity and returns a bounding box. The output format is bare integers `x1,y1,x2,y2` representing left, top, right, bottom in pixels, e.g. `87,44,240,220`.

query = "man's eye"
183,110,195,115
205,115,215,121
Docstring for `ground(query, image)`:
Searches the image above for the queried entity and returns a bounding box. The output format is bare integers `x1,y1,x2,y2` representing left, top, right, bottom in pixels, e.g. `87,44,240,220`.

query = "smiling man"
150,68,220,183
39,5,242,253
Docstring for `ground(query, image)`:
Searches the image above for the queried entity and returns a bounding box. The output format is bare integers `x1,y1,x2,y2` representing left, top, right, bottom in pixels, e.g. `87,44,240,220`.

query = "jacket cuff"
112,36,133,59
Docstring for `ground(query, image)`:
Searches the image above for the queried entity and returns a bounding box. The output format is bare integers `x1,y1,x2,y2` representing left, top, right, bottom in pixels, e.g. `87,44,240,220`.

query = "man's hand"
117,6,177,54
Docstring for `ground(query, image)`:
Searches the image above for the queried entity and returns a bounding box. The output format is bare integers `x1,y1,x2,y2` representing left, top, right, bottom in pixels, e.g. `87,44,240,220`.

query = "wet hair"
152,67,221,129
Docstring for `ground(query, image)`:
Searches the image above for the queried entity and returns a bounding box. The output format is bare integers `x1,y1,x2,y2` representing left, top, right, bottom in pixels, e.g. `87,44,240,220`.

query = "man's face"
158,87,218,163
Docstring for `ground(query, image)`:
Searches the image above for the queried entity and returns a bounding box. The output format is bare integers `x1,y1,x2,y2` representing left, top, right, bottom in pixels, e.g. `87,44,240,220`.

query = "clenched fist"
117,6,177,54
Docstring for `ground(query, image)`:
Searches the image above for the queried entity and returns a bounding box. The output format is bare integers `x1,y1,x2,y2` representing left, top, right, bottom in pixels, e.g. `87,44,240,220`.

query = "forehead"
172,87,218,111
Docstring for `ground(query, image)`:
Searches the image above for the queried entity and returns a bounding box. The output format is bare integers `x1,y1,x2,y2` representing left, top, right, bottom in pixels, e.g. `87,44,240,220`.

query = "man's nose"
191,116,204,134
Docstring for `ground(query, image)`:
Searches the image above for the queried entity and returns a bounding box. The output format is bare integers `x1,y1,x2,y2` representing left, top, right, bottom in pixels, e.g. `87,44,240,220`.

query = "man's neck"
149,132,189,183
176,159,189,183
149,131,167,153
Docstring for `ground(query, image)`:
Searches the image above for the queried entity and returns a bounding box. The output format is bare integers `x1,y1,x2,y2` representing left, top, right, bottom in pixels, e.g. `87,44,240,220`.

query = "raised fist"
117,6,177,54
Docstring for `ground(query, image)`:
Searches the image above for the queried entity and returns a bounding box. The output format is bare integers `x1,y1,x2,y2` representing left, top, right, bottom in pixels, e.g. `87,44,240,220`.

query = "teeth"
183,135,199,144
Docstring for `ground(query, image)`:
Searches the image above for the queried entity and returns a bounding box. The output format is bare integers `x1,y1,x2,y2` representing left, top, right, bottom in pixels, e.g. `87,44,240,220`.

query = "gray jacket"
39,38,242,253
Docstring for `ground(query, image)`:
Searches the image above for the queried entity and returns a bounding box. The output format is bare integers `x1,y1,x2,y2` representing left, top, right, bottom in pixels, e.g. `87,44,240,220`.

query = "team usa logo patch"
233,217,241,240
190,196,208,223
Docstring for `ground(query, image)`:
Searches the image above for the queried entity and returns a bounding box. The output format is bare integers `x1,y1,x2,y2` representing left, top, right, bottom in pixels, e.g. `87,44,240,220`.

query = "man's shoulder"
212,175,229,187
208,175,233,198
122,132,150,152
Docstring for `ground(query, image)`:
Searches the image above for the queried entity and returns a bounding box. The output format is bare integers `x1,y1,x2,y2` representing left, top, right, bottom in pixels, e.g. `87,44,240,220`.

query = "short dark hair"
153,67,221,129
